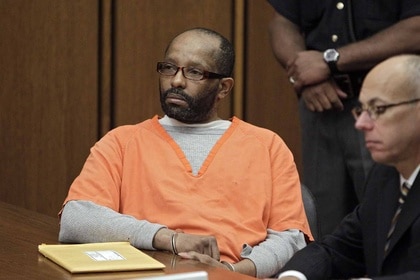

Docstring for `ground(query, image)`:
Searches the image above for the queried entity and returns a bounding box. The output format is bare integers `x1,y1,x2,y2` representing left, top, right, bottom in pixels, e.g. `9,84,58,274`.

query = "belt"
332,71,368,98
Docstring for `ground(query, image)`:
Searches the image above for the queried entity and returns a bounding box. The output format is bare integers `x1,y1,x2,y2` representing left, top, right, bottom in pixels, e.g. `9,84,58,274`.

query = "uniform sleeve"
61,127,131,212
401,0,420,19
59,200,165,250
267,0,300,25
241,229,307,278
268,134,313,240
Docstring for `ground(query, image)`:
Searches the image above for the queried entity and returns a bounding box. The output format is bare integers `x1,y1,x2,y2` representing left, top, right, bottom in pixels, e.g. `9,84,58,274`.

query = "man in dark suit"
272,54,420,280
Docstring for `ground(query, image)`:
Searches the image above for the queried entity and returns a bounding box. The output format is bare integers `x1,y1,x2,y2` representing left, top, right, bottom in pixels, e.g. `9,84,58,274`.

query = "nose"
170,68,186,88
354,111,374,131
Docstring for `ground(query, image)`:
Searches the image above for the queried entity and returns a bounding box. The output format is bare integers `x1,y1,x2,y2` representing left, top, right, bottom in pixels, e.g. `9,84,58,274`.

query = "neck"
161,115,227,128
169,115,222,125
396,162,420,180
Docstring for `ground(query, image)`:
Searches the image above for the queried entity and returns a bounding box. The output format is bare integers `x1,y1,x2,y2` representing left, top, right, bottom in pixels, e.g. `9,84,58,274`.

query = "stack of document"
38,241,165,273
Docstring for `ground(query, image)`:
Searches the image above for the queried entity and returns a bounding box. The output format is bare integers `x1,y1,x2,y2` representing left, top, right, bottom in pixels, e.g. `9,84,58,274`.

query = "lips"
365,140,381,150
166,93,188,107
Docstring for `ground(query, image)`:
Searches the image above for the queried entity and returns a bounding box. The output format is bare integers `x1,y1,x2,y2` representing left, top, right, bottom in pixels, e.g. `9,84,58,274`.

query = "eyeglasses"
352,98,420,120
156,62,228,81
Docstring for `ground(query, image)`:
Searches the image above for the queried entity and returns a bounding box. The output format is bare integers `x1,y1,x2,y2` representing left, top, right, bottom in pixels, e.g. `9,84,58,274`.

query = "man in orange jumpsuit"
59,27,312,278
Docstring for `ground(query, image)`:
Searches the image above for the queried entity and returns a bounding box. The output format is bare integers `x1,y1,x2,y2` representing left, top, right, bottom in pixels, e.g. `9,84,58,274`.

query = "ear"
217,77,234,100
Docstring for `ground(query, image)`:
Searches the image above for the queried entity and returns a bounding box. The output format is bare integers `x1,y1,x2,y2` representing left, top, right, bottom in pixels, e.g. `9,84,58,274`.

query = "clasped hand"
172,232,230,270
286,50,347,112
286,50,330,91
174,232,220,260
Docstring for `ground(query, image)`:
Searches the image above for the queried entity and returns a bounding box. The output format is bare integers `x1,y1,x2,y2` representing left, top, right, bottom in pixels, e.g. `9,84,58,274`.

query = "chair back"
301,183,319,240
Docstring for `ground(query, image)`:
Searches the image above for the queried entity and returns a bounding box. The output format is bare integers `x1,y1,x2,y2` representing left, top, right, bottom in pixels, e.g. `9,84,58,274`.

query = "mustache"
163,88,192,102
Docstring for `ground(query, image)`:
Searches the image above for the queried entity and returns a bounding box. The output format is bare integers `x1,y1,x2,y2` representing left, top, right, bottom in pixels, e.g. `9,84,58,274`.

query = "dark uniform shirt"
268,0,420,50
268,0,420,96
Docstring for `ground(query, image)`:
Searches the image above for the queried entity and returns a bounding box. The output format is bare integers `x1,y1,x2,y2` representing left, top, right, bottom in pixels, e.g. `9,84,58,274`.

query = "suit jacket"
280,164,420,279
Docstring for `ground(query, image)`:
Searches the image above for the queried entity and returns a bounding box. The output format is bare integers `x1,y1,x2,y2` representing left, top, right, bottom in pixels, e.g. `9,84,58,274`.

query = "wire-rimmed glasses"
352,98,420,120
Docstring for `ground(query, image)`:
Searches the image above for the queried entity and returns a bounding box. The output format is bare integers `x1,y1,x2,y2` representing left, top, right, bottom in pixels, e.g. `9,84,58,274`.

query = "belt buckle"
333,74,355,98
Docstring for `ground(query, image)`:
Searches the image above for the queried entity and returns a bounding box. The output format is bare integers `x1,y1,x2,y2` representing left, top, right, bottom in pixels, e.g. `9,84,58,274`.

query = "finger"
181,251,216,266
329,97,344,111
307,83,345,111
202,242,214,259
303,98,316,112
323,85,344,111
303,92,325,112
178,251,207,262
311,100,325,112
301,92,315,111
329,79,348,99
336,88,348,99
178,252,194,259
315,91,334,110
210,241,220,261
197,237,219,260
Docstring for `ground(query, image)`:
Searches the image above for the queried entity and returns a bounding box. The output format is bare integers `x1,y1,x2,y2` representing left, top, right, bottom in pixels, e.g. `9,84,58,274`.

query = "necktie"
384,182,410,254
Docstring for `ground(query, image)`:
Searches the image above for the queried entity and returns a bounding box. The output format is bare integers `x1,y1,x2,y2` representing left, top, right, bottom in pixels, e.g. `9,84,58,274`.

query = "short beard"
160,87,217,123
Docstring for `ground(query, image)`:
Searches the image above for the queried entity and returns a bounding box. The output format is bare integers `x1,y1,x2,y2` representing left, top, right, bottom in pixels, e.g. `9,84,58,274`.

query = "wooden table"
0,201,257,279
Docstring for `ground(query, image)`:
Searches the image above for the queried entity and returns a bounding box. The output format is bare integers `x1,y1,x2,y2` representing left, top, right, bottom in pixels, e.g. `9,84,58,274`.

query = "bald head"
356,54,420,176
362,55,420,100
165,28,235,77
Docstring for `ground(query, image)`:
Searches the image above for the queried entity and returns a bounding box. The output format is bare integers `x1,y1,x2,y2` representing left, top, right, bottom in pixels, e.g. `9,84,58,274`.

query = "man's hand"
178,251,227,268
179,251,257,277
287,50,331,92
153,228,220,260
300,80,347,112
175,232,220,260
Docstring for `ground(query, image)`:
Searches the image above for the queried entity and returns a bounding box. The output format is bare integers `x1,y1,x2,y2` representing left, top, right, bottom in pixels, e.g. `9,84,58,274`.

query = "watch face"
325,49,339,62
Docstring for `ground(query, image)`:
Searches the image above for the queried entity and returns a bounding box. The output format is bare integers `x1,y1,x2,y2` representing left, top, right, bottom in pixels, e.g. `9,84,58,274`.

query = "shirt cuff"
278,270,307,280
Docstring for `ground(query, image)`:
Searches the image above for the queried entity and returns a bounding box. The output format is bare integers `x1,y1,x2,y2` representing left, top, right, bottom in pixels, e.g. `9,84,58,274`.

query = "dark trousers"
299,97,374,237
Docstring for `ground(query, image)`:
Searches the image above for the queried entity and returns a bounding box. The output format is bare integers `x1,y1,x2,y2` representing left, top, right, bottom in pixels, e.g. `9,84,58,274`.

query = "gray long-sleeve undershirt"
59,200,306,278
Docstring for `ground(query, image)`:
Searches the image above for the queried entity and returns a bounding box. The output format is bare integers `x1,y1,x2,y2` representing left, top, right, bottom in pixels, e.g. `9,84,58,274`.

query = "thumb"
178,252,194,259
336,88,348,99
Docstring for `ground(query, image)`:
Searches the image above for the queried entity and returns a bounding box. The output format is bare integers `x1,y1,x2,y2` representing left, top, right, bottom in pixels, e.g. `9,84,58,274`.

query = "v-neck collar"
151,115,240,177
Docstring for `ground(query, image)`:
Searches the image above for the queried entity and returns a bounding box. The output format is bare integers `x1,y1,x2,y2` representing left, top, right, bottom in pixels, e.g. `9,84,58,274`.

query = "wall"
0,0,99,216
0,0,300,217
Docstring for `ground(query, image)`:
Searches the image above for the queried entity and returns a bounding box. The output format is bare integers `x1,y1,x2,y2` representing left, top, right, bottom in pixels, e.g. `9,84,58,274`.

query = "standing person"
267,0,420,237
272,54,420,280
58,27,312,278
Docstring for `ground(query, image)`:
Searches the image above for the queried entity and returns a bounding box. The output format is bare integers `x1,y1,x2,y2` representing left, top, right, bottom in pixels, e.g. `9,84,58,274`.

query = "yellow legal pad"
38,242,166,273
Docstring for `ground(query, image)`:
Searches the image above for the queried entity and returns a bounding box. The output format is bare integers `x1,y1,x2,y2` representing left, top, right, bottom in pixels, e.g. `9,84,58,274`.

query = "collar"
159,115,231,129
400,164,420,188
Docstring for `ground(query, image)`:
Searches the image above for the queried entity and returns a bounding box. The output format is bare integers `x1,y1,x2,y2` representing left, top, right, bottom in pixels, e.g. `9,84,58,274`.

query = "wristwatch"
323,48,340,74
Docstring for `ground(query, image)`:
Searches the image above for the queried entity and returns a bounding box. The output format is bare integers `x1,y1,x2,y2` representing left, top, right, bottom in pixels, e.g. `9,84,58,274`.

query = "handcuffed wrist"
221,261,236,272
170,232,178,255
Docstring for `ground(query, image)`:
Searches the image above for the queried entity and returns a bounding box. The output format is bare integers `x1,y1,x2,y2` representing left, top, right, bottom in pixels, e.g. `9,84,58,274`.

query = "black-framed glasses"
352,98,420,120
156,62,228,81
